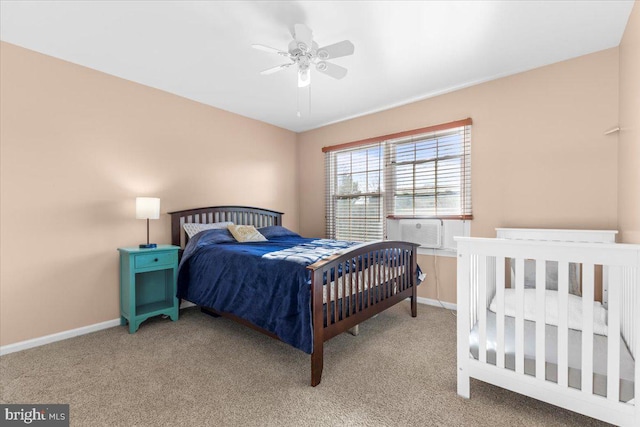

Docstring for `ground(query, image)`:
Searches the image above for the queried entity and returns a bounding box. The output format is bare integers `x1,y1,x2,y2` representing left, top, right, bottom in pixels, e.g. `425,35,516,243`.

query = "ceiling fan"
252,24,354,88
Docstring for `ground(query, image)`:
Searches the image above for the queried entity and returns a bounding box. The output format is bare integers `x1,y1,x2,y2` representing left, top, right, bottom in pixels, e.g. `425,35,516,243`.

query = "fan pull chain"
297,87,301,118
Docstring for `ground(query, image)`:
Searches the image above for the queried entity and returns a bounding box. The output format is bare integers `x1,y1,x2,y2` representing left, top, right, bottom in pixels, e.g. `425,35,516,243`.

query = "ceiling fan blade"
317,40,355,60
293,24,313,51
316,62,348,80
252,44,289,57
260,63,293,75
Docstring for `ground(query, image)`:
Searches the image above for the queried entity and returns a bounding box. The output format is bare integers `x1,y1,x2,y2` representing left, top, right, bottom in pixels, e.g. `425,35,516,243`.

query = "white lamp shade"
136,197,160,219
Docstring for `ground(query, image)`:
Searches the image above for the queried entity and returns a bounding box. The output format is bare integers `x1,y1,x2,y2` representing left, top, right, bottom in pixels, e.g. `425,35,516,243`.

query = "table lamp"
136,197,160,248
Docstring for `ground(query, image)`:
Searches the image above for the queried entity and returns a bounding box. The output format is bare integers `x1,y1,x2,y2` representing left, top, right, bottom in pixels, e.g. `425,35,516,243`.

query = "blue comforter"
177,226,361,353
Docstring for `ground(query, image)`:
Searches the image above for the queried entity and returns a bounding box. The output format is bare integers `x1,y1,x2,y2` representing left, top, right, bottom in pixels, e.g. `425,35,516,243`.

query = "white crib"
456,229,640,426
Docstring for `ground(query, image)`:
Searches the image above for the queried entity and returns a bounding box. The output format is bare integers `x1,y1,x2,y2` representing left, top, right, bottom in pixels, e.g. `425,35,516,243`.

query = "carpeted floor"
1,303,610,426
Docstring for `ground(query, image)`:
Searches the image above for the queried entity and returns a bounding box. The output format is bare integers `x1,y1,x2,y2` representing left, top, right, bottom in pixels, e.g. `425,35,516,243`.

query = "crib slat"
558,261,569,388
495,257,505,369
456,248,471,398
515,258,525,374
582,263,595,396
471,255,478,339
634,262,640,425
535,260,546,381
478,255,487,364
607,266,621,402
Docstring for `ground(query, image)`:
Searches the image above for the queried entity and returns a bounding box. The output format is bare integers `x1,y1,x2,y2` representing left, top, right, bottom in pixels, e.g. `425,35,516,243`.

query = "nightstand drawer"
134,252,177,269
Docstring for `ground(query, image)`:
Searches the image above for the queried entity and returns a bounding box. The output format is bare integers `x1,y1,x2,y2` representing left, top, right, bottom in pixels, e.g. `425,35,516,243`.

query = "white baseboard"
0,318,121,356
415,296,457,311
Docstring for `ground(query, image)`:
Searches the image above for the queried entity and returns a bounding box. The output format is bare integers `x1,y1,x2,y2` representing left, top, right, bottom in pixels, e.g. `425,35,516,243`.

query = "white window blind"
325,119,472,242
386,124,472,218
325,142,384,242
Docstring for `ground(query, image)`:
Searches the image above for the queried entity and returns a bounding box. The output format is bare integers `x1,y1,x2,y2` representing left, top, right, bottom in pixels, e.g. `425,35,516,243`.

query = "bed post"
311,268,324,386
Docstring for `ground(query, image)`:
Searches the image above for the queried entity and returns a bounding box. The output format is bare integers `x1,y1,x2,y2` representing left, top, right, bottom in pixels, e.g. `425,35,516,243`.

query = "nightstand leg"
120,316,127,326
129,320,139,334
170,300,179,321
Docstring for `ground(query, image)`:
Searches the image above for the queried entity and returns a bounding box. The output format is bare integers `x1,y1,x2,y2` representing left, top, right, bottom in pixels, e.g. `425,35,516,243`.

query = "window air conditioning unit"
387,219,442,248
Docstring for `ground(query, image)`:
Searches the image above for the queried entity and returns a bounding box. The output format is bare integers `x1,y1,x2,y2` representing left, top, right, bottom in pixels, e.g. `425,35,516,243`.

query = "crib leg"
457,368,470,398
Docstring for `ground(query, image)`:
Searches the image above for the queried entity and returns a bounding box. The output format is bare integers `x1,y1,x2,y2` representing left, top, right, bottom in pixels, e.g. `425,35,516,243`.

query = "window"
325,119,472,241
326,143,384,241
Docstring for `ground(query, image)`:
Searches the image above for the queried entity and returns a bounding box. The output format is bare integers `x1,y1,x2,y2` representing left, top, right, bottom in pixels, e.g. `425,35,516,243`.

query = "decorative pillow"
189,228,236,245
258,225,301,239
183,222,234,239
227,224,267,242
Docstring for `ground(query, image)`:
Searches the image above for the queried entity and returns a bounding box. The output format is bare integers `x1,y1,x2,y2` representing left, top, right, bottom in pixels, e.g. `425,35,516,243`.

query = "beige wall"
618,2,640,243
0,42,298,346
298,48,620,304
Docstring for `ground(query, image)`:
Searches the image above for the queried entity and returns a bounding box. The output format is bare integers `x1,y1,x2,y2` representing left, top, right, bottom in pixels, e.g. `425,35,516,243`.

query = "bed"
456,228,640,426
168,206,421,386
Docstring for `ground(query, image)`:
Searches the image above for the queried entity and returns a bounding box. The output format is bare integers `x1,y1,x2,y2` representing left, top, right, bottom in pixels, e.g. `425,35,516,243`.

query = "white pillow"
489,288,608,336
183,222,234,239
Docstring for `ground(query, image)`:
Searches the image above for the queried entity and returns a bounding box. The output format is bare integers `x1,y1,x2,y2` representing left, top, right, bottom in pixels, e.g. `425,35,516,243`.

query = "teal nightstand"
118,245,180,333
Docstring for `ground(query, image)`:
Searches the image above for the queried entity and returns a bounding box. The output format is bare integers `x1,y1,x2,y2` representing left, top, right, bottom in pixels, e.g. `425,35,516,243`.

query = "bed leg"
311,343,323,387
200,307,220,318
347,325,359,336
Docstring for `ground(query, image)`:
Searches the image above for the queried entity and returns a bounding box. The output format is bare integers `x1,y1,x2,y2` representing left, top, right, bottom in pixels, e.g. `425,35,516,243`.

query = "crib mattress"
469,310,635,402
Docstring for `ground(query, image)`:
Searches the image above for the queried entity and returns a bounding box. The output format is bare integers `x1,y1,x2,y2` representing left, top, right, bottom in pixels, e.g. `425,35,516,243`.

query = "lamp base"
139,243,157,249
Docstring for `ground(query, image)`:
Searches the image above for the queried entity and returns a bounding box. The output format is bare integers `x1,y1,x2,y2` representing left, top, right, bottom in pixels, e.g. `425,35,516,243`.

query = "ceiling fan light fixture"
298,68,311,88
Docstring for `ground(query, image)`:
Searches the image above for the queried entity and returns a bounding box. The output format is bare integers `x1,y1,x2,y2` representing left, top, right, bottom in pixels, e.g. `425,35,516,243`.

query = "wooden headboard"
167,206,283,248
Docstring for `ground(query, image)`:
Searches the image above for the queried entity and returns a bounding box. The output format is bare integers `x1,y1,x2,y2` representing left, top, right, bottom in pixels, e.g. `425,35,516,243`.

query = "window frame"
324,118,472,241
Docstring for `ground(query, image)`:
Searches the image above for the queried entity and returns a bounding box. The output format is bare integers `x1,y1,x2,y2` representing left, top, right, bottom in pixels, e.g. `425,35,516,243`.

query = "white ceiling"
0,1,634,133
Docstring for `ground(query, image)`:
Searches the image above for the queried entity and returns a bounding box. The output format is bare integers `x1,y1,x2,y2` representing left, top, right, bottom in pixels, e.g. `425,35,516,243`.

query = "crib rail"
456,237,640,426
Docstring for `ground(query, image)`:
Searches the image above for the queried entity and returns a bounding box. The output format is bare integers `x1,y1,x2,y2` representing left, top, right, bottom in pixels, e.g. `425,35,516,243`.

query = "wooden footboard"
307,241,419,386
